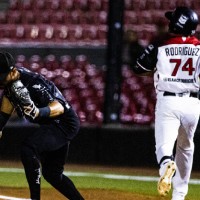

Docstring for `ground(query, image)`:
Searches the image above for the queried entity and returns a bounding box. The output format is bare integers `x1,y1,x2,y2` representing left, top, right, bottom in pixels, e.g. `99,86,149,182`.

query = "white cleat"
157,161,176,197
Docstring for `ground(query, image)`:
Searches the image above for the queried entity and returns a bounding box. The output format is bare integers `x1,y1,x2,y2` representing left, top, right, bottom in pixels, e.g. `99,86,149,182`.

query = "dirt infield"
0,187,165,200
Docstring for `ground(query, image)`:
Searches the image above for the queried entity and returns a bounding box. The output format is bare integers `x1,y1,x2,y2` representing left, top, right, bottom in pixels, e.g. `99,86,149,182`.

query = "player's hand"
23,102,39,120
0,131,2,139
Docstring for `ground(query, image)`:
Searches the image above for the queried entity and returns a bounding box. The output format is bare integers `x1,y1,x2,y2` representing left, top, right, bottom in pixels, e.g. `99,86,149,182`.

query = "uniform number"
170,58,195,76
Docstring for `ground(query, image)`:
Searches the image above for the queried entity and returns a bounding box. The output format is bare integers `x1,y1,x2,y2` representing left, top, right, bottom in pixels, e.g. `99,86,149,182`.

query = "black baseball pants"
20,124,84,200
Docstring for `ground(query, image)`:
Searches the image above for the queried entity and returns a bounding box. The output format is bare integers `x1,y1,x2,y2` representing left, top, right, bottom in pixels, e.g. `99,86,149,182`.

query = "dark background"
1,123,200,171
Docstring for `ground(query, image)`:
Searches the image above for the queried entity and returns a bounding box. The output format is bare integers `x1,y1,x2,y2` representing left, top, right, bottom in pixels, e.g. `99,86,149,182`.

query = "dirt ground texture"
0,187,166,200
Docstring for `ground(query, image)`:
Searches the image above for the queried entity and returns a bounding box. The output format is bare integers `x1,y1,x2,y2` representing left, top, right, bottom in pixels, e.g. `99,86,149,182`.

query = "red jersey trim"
163,36,200,46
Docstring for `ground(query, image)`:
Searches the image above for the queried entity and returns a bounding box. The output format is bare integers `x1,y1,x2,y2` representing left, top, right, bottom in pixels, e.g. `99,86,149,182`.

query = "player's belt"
163,91,199,98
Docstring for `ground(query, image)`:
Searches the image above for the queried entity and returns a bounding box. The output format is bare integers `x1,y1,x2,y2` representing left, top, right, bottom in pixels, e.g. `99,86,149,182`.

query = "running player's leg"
155,98,180,196
172,100,200,200
155,98,180,165
172,125,197,199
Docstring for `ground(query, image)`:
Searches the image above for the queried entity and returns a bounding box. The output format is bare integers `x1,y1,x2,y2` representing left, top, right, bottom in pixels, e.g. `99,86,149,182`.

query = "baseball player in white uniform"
132,7,200,200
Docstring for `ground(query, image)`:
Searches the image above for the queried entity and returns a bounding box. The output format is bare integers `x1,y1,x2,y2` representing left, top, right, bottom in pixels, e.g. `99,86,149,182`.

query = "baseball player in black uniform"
131,7,200,200
0,52,84,200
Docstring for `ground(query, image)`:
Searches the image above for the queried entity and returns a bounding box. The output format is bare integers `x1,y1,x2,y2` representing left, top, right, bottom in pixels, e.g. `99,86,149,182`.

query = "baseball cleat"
157,161,176,197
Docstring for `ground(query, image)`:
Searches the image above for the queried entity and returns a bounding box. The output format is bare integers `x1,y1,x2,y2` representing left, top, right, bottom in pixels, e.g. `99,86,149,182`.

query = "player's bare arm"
48,100,64,117
0,95,14,115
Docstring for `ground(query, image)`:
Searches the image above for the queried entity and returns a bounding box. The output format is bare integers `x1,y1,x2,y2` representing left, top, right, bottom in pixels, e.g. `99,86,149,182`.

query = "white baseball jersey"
136,35,200,94
155,37,200,93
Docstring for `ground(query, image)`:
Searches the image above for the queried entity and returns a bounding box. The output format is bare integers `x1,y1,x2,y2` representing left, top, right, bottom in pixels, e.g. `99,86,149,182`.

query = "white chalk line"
0,167,200,185
0,195,30,200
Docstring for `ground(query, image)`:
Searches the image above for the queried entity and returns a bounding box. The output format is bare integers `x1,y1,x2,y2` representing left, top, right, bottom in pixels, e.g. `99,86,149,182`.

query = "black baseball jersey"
3,67,80,140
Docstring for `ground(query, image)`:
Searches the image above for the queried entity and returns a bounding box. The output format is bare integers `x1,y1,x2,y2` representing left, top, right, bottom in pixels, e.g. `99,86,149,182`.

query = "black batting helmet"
165,7,199,36
0,52,15,81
